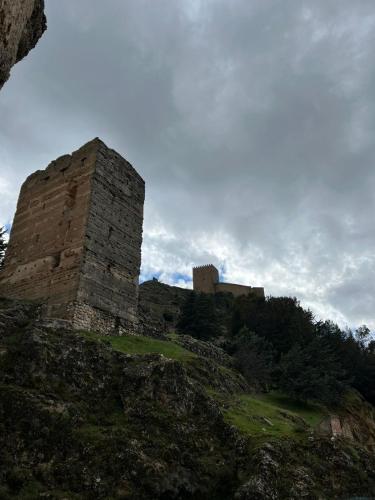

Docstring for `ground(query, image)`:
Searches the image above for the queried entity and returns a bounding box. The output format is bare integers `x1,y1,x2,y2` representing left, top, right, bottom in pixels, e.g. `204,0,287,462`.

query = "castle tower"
192,263,265,298
193,264,219,294
0,138,145,334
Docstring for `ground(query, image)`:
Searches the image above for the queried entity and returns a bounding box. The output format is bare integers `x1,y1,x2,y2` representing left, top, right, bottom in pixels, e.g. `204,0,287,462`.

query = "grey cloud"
0,0,374,328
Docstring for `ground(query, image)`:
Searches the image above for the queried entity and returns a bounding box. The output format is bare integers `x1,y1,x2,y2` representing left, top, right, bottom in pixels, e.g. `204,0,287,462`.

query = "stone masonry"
193,264,264,298
0,138,145,334
192,264,219,294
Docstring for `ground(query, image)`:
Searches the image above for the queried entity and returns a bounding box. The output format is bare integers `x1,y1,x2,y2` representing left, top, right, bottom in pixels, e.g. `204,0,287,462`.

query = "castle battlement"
192,264,219,272
192,264,264,298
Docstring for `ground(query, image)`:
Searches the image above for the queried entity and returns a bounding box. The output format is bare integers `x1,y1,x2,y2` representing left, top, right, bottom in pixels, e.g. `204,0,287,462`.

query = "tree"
177,291,196,333
231,295,315,358
278,337,349,405
0,226,7,269
367,340,375,355
230,326,274,390
316,320,375,405
355,325,371,345
177,291,219,340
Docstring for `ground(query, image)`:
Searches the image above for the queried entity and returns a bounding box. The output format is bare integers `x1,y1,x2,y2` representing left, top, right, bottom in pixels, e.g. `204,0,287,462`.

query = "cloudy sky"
1,0,375,329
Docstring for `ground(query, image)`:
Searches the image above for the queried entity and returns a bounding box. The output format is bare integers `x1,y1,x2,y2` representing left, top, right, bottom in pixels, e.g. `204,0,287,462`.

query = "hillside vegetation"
177,291,375,406
1,298,375,498
82,332,327,441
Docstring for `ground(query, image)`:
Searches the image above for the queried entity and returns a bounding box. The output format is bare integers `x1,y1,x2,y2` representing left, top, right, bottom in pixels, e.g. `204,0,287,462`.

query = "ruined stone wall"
193,264,219,294
76,141,145,333
0,138,145,335
0,140,97,317
0,0,46,89
215,282,264,299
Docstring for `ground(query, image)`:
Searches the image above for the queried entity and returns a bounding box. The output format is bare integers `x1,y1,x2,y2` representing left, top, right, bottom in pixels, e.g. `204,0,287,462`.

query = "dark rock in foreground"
0,300,245,499
1,298,375,499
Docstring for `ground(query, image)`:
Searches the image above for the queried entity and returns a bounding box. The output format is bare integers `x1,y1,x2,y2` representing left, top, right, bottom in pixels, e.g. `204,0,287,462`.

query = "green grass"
221,391,326,441
80,331,326,442
81,332,196,362
166,332,178,340
256,392,325,427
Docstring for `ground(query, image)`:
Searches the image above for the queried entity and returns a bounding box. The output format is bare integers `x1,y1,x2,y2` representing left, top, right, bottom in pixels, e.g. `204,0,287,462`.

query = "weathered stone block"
0,138,145,334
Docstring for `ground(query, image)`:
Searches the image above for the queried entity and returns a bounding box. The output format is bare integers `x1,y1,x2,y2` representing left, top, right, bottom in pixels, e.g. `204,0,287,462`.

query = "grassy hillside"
82,332,326,442
222,392,325,441
82,331,196,362
2,303,375,498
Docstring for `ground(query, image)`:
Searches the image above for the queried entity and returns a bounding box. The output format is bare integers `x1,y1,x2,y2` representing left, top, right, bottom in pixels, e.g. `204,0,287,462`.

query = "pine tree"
177,291,219,340
177,291,197,335
194,293,219,340
231,326,274,389
278,338,348,404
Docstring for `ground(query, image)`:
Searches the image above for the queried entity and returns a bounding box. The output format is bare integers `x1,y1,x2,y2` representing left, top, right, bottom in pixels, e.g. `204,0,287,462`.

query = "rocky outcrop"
234,439,375,499
173,334,234,367
1,298,375,499
0,298,247,498
139,279,235,337
139,279,191,333
317,393,375,449
0,0,46,89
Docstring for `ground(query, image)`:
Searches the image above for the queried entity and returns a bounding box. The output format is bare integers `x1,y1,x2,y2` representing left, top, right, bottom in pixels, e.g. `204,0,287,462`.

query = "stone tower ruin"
0,138,145,334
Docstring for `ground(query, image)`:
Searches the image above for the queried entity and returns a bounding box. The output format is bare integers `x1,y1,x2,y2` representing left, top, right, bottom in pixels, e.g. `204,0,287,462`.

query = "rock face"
317,397,375,449
174,334,234,367
0,299,246,499
139,279,236,337
234,439,375,500
0,139,145,334
139,279,191,333
1,298,375,499
0,0,46,89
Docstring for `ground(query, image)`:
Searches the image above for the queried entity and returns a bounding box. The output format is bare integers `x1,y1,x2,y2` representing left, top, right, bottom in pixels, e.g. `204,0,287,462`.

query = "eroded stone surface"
0,0,46,89
0,138,145,334
317,408,375,448
139,279,191,334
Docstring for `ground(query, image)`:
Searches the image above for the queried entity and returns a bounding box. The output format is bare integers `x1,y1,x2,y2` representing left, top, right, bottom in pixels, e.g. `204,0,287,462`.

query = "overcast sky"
1,0,375,329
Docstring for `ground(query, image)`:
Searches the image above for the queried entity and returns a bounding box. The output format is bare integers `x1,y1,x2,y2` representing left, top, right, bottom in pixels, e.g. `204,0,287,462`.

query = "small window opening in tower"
52,252,62,269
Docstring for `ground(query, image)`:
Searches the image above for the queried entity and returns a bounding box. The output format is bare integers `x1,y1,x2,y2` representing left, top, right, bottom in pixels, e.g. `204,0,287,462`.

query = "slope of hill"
1,298,375,499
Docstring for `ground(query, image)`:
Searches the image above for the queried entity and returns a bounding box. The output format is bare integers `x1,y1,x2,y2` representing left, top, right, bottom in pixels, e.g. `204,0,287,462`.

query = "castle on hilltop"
0,139,264,335
193,264,264,298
